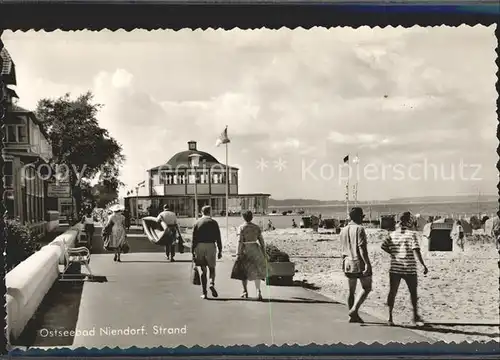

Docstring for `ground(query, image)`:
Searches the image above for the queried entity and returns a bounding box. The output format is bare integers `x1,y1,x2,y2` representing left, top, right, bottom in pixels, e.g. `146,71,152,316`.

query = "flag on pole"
353,154,359,164
138,180,146,187
343,155,349,164
216,126,231,147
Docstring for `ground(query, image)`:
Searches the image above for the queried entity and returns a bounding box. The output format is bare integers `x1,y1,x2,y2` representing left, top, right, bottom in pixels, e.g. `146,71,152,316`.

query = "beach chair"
427,221,454,251
60,241,93,281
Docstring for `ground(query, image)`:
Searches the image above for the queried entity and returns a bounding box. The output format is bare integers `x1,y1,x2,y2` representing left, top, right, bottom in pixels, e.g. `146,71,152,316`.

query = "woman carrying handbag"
231,210,268,301
104,205,128,262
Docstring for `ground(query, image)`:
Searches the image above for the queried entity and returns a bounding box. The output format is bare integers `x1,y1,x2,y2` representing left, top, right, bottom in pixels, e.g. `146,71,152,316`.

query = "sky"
2,26,498,201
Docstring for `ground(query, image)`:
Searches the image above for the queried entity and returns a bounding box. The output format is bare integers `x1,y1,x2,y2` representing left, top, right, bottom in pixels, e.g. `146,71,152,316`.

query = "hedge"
265,244,290,263
6,219,42,272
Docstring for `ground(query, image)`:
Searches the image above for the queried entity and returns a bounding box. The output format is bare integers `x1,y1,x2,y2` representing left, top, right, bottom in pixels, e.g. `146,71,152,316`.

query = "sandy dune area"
214,226,499,344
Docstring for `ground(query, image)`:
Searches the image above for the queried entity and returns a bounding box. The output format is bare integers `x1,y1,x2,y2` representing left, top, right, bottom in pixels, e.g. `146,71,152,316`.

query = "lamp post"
189,153,201,220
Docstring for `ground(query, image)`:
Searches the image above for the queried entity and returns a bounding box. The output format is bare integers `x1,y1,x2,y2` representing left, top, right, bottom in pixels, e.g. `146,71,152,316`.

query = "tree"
91,177,124,209
36,92,125,216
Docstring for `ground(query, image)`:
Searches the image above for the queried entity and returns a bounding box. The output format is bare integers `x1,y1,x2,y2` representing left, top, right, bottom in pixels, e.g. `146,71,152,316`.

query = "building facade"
125,141,270,218
1,45,55,235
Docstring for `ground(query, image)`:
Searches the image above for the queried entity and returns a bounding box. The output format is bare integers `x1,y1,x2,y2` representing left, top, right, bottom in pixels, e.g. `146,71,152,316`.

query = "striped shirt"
381,228,420,274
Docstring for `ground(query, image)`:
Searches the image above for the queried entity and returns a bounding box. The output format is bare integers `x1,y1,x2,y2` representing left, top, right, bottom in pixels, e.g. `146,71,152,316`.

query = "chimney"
188,141,197,151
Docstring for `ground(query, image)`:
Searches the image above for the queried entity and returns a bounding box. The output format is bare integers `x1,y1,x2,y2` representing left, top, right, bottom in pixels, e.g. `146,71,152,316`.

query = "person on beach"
192,205,223,299
267,219,275,231
81,209,95,251
292,219,297,228
454,220,465,251
231,210,268,300
381,211,428,327
157,205,184,262
104,207,127,262
340,207,372,323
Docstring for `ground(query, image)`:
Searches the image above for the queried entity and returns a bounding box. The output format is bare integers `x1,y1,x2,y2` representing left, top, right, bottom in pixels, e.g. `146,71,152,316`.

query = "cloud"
3,26,496,200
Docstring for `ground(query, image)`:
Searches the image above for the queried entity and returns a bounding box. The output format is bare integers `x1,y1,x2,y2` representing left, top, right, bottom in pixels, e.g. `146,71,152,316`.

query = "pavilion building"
125,141,270,218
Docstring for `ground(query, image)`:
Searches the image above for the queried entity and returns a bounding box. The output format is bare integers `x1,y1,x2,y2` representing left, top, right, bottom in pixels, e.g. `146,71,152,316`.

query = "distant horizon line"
268,194,498,203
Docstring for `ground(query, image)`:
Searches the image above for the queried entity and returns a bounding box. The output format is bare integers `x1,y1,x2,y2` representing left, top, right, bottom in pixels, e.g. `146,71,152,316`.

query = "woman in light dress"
232,210,268,300
104,208,127,262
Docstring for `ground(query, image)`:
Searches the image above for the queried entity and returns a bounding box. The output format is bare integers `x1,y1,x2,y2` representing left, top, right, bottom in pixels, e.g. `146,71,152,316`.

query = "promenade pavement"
64,226,429,348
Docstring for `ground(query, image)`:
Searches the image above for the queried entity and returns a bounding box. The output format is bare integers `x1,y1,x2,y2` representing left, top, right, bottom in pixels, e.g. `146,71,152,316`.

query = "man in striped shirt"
381,211,428,327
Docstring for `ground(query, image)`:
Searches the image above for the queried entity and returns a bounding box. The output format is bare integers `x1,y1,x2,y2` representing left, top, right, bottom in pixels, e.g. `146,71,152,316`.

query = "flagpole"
346,180,349,219
354,153,359,207
225,135,229,252
346,153,350,220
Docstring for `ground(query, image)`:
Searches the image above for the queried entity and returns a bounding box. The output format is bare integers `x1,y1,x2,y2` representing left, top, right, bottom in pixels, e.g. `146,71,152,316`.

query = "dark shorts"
389,272,417,288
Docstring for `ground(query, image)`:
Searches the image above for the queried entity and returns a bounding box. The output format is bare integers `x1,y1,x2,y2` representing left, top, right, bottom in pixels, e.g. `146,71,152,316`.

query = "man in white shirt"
157,205,184,261
455,220,465,251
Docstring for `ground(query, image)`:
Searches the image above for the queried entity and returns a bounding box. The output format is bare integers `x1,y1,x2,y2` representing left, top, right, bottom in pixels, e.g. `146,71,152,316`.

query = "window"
18,125,28,143
7,126,16,142
188,170,201,184
6,124,28,143
4,161,13,188
4,175,13,188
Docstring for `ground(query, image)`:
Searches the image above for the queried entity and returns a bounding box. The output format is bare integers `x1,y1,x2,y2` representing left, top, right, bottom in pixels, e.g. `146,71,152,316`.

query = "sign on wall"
48,182,71,197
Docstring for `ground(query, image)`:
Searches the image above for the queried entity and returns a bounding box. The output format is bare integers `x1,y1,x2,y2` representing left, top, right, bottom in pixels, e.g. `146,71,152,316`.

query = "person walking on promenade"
231,210,268,300
192,205,222,299
157,205,184,262
381,211,429,327
124,209,131,231
104,206,127,262
81,209,95,251
340,207,372,323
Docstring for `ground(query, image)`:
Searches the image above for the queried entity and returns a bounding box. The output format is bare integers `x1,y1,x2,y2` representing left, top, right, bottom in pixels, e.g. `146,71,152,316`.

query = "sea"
177,200,499,230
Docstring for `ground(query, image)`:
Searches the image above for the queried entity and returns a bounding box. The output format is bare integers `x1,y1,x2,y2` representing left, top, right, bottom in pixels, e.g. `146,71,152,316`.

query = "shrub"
6,219,42,272
469,216,482,230
265,244,290,263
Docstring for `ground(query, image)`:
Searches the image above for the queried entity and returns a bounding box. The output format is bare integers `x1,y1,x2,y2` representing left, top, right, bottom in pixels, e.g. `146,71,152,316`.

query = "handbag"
121,241,130,254
230,255,248,280
191,262,201,285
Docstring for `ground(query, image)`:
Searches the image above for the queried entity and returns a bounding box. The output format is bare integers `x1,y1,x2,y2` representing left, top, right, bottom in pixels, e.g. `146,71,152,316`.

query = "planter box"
266,261,295,285
268,261,295,276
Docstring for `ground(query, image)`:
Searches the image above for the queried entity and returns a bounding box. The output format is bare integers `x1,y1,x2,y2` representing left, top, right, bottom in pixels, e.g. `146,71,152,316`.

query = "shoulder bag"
191,261,201,285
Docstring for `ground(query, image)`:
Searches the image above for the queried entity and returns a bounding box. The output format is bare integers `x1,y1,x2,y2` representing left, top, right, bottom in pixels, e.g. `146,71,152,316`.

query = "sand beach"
199,225,499,344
